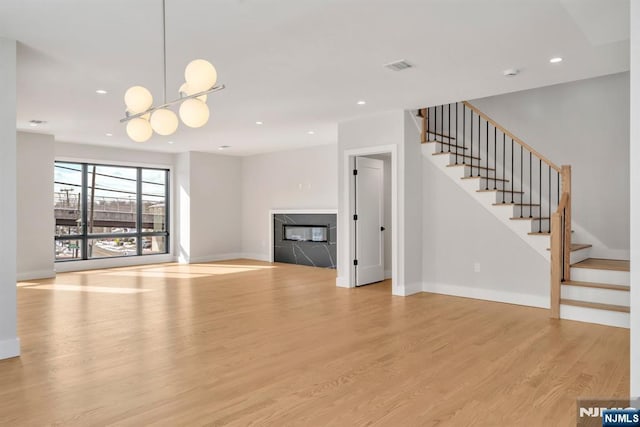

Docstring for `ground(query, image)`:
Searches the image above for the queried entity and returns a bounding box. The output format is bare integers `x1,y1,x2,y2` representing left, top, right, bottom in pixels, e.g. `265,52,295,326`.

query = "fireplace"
273,213,336,268
283,224,328,243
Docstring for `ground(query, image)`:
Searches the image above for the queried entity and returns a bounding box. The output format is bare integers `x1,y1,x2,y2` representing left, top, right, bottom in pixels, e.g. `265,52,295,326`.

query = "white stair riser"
530,218,550,233
570,248,591,264
560,305,629,328
478,178,509,191
510,205,541,217
570,268,629,286
561,285,630,307
461,165,496,177
494,203,540,218
444,154,492,165
434,143,466,153
493,192,522,204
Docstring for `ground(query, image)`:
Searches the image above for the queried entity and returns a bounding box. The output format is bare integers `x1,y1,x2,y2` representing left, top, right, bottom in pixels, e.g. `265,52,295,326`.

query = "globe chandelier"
120,0,225,142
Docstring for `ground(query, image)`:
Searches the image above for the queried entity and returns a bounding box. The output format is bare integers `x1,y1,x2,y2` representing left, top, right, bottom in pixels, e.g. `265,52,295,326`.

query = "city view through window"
54,162,169,261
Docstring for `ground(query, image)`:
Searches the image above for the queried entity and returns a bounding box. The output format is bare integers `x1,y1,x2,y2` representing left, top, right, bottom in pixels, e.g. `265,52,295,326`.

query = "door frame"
342,145,398,291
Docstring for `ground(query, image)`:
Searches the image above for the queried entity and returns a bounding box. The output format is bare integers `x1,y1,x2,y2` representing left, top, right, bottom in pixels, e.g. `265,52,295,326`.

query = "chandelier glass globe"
184,59,217,93
126,118,153,142
124,86,153,114
150,108,179,136
179,98,210,128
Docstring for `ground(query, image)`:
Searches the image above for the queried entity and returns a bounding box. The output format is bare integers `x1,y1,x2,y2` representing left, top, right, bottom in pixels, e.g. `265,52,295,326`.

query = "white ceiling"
0,0,630,155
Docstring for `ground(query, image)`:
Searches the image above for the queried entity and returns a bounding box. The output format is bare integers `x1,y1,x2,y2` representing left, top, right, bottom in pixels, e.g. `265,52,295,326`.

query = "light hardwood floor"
0,260,629,426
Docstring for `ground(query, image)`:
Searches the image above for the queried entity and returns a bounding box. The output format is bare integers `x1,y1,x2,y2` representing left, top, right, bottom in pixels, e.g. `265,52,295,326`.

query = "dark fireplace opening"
273,213,336,269
283,224,328,243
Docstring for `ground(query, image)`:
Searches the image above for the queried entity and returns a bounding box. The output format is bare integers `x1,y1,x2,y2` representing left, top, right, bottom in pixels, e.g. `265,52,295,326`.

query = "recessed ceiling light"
255,121,263,125
105,133,113,137
357,100,366,105
96,89,108,94
167,141,174,144
503,68,519,77
549,57,563,64
307,130,315,135
218,145,231,150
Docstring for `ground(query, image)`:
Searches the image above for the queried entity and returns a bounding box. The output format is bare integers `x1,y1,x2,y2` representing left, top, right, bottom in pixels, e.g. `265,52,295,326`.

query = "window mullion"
81,163,88,260
136,167,143,256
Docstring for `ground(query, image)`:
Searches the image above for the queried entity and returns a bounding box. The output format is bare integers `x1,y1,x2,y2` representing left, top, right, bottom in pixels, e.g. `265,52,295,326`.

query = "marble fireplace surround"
269,209,338,267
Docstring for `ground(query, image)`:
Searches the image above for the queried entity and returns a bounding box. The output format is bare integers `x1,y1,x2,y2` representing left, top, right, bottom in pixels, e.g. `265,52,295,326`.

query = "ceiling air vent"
384,60,413,71
29,120,47,127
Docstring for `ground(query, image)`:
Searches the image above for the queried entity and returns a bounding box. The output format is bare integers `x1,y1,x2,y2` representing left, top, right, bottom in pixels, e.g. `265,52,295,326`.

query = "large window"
54,162,169,261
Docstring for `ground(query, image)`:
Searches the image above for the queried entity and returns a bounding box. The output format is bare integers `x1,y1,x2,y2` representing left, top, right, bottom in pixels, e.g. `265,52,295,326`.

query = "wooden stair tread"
560,298,630,313
510,216,550,221
546,243,592,252
562,280,630,292
477,189,524,194
461,176,510,183
447,164,496,172
531,230,576,236
571,258,630,272
433,152,481,160
492,202,540,207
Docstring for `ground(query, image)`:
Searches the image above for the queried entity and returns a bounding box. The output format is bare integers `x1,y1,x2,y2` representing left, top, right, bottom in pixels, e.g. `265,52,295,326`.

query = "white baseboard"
393,282,423,296
187,253,245,263
17,269,56,281
55,254,176,273
384,269,392,280
240,253,270,262
336,276,352,288
423,282,549,309
0,337,20,360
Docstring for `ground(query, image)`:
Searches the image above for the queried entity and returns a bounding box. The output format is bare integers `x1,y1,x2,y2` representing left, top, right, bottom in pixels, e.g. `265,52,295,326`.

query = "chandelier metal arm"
120,84,225,123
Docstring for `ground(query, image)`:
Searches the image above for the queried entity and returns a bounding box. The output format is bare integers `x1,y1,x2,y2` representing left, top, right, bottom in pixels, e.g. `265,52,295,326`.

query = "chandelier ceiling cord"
121,0,225,142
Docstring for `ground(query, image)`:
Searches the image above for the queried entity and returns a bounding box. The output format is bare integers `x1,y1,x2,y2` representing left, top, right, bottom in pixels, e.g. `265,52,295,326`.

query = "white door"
354,156,384,286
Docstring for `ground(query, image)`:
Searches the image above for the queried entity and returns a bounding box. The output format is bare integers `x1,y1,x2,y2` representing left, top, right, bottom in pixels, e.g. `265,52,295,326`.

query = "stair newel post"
420,108,427,143
550,211,562,318
561,165,572,280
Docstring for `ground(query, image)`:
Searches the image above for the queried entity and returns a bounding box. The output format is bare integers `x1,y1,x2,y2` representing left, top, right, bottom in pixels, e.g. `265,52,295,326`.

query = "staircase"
560,258,630,328
418,102,630,328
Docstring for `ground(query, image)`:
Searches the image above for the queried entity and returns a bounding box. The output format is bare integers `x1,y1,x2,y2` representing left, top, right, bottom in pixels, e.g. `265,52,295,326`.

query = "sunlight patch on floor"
22,284,153,294
139,264,276,276
104,271,211,279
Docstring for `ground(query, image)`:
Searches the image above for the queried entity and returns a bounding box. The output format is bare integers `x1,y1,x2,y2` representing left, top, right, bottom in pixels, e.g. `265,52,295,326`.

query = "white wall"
176,152,190,262
17,139,242,272
337,110,422,295
188,152,243,262
56,141,175,167
471,72,630,259
403,112,423,293
17,132,55,280
54,142,176,272
241,144,338,260
422,155,549,307
0,38,19,359
629,0,639,398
